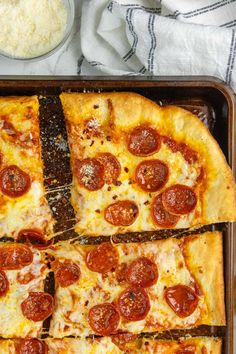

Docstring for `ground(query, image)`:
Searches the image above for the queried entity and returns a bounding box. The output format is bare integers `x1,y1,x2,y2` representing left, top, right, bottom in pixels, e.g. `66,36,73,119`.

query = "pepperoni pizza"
49,231,224,338
0,336,222,353
60,92,236,236
0,242,53,338
0,96,54,240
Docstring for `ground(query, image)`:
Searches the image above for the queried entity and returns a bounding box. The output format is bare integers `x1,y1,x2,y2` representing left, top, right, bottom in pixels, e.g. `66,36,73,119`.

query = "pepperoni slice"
21,292,54,321
74,158,104,191
97,153,121,184
117,287,150,321
111,333,138,350
135,159,169,192
0,244,33,270
175,345,196,354
126,257,158,288
164,285,199,318
0,165,31,197
88,303,120,335
128,126,160,156
0,270,9,297
17,229,52,250
162,184,197,215
104,200,139,226
151,194,180,228
86,243,118,273
16,339,48,354
53,260,81,287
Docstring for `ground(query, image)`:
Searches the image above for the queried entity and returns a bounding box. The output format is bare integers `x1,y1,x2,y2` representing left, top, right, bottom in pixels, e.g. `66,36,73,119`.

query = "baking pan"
0,76,234,353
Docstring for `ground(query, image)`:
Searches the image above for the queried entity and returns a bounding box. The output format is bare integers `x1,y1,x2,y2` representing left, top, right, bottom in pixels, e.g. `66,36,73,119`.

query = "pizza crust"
161,105,236,225
60,92,236,236
183,231,225,325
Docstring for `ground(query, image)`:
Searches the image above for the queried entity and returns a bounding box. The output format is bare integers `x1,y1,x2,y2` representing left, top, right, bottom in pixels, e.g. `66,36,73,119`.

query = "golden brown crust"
60,92,236,236
183,231,225,325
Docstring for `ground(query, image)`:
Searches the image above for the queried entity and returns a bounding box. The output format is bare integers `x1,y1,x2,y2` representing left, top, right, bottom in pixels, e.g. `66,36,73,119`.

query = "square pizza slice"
0,96,54,240
60,92,236,237
0,336,222,354
0,242,52,338
49,231,224,338
45,337,222,354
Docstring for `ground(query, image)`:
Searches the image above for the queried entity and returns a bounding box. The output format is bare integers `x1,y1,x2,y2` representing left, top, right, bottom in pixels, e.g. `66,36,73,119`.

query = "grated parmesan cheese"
0,0,67,58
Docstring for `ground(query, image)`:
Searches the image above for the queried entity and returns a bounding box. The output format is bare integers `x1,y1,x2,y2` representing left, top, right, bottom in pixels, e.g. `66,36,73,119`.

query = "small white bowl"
0,0,75,62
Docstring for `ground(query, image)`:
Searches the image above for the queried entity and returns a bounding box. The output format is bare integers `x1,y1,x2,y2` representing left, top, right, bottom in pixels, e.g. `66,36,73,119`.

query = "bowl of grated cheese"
0,0,75,61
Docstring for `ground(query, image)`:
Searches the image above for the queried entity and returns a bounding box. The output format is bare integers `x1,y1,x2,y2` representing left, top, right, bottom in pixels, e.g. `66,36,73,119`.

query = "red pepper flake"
113,180,122,186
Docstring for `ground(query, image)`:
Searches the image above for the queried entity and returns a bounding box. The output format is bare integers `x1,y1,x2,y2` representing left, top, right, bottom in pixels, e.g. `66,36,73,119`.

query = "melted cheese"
48,233,217,338
0,246,48,338
71,140,201,236
0,340,15,354
47,338,123,354
0,181,53,238
61,93,203,237
139,337,221,354
0,96,54,239
0,337,223,354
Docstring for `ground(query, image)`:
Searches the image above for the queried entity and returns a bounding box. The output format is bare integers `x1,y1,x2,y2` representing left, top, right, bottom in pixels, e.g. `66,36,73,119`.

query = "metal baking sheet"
0,76,234,353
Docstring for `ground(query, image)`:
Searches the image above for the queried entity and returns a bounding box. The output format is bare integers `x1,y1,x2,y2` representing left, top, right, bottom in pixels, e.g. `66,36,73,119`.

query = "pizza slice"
49,231,224,338
0,336,222,353
0,96,54,240
60,92,236,237
46,337,222,354
0,242,53,338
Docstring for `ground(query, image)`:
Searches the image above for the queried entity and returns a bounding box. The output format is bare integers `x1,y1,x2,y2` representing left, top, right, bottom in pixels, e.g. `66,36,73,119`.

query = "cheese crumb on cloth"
0,0,67,58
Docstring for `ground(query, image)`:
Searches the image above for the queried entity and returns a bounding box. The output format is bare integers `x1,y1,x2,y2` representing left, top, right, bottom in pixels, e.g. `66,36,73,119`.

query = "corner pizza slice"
60,92,236,236
0,242,53,338
0,336,222,353
49,231,224,338
0,96,54,240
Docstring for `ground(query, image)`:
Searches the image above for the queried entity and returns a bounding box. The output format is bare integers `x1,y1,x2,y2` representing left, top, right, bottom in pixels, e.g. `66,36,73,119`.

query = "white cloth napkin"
80,0,236,91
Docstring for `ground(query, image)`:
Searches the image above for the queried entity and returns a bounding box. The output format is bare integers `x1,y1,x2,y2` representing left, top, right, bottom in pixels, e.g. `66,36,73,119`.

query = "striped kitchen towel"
79,0,236,91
